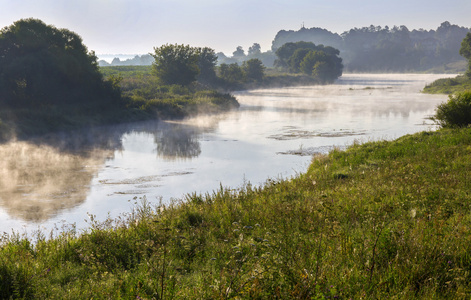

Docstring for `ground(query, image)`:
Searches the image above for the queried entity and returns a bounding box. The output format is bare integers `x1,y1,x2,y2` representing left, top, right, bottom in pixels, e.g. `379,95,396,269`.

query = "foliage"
218,63,246,86
151,44,201,86
0,18,119,108
242,59,265,82
1,128,471,298
101,66,239,119
300,50,343,83
423,75,471,94
271,22,471,72
232,46,246,58
460,32,471,78
275,41,343,83
197,47,218,84
431,91,471,128
248,43,261,56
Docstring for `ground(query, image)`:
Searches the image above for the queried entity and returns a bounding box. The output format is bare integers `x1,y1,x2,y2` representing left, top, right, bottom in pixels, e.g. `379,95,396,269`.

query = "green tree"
274,41,318,69
287,48,312,72
197,47,218,83
232,46,246,58
243,59,265,82
248,43,261,56
460,32,471,78
300,50,343,83
151,44,200,86
218,63,244,83
0,18,115,107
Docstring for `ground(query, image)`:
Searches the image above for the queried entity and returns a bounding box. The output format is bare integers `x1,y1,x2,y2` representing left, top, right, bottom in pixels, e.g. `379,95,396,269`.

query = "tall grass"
1,128,471,298
423,75,471,94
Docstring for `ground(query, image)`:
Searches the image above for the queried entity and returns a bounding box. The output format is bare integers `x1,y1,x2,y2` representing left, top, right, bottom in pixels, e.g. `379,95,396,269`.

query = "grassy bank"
423,74,471,94
1,128,471,298
0,67,239,141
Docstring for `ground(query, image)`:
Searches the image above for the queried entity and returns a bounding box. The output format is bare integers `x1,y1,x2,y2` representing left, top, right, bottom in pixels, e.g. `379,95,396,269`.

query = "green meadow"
1,127,471,299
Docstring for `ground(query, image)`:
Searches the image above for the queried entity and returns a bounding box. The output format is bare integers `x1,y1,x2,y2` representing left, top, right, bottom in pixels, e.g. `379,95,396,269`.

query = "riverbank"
2,127,470,298
423,74,471,94
0,81,239,142
0,65,323,142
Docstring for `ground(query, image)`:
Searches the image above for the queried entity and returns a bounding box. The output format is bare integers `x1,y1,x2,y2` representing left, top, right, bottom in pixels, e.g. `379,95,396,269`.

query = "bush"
432,91,471,128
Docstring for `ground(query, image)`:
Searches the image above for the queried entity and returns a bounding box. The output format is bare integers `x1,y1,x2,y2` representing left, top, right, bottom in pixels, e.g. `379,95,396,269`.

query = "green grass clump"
1,128,471,298
423,75,471,94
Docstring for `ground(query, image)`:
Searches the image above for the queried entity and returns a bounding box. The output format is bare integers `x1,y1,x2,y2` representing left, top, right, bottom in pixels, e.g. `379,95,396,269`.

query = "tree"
460,33,471,78
248,43,261,56
300,50,343,83
243,59,265,82
0,18,115,107
151,44,200,86
288,48,312,72
274,41,343,82
218,63,244,83
274,41,319,70
232,46,246,58
197,47,218,83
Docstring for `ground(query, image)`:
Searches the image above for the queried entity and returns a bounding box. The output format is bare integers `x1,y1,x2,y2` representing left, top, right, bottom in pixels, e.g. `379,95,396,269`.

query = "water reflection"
0,141,112,221
0,121,208,222
153,122,202,160
0,74,454,231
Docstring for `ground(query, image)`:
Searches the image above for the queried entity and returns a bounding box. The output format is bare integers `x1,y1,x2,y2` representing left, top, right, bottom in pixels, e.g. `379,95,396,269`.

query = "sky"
1,0,470,57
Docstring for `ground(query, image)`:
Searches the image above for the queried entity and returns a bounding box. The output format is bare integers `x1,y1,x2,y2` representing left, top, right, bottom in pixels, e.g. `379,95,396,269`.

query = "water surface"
0,74,454,235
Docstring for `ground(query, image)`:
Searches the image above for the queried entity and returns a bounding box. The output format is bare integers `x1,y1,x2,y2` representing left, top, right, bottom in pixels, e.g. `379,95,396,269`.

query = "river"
0,74,454,236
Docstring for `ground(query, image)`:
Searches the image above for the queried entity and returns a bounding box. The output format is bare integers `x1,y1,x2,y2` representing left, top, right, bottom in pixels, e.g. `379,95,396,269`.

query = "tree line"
0,18,345,116
271,22,471,72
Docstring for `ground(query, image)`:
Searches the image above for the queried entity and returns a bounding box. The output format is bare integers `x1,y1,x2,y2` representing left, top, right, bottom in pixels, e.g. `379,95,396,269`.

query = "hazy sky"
1,0,470,56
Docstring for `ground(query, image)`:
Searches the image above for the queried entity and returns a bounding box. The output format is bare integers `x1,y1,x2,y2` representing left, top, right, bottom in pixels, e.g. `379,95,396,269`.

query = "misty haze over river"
0,74,455,235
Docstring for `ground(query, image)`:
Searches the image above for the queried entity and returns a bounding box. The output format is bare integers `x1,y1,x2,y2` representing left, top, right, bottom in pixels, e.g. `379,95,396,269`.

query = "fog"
0,142,111,222
0,74,454,235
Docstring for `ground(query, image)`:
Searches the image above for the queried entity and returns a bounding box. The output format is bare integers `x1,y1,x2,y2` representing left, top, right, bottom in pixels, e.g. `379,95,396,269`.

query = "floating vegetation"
277,145,342,156
99,171,193,185
268,127,367,140
348,86,394,91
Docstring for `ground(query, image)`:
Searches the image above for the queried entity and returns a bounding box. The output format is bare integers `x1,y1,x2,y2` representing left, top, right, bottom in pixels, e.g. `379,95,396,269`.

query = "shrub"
432,91,471,128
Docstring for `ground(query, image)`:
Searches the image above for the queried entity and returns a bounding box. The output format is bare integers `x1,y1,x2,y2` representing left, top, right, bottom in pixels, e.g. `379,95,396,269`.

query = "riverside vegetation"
1,126,471,299
0,19,240,141
1,91,471,298
0,19,343,142
423,32,471,95
3,18,471,299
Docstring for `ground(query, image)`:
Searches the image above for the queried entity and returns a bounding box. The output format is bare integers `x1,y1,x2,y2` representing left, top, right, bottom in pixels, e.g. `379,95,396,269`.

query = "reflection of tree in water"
0,120,208,221
0,142,113,222
152,122,202,160
0,125,126,222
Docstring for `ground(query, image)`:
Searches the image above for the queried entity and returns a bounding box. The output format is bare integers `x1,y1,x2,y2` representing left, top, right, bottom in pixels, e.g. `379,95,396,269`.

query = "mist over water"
0,74,454,235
